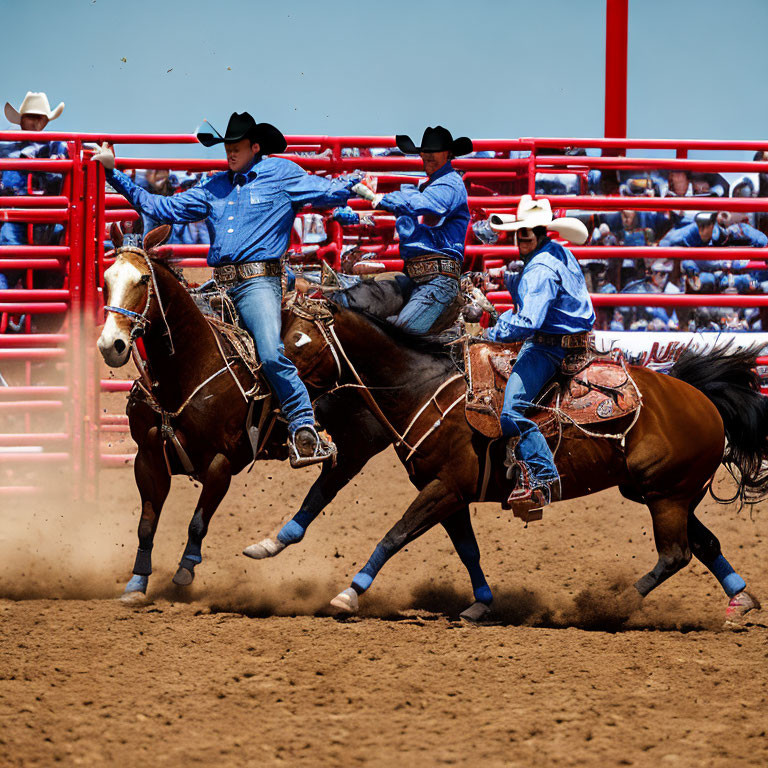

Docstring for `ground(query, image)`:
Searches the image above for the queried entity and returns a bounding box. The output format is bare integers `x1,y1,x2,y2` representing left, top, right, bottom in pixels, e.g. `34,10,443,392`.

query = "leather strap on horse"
327,323,417,451
325,321,465,460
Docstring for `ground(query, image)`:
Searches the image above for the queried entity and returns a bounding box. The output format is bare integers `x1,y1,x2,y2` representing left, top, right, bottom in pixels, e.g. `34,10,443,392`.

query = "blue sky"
3,0,767,158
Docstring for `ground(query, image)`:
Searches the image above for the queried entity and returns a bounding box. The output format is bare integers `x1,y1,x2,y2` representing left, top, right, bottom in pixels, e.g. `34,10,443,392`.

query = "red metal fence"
2,131,768,500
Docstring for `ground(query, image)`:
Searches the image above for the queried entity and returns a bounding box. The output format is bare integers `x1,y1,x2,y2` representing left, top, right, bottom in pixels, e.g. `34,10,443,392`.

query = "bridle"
287,295,465,463
103,248,256,475
104,246,175,355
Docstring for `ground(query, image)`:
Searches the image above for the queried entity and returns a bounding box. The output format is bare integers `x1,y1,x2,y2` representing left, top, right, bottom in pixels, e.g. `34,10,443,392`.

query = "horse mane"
149,255,188,286
329,300,458,358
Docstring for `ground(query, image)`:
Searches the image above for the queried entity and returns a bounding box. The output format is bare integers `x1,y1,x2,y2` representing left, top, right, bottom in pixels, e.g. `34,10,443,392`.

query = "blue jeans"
500,341,567,481
391,274,458,334
227,275,315,433
0,222,26,290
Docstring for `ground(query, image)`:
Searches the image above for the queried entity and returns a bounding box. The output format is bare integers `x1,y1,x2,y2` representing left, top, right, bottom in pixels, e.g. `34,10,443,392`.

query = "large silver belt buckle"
217,264,237,285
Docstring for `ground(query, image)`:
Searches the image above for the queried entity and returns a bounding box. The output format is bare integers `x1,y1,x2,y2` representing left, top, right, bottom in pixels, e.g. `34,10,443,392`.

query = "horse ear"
143,224,172,253
110,222,123,249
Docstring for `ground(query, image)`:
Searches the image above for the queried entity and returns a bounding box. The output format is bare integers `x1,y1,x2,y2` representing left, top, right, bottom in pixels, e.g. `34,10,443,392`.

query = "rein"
107,248,255,473
294,298,463,461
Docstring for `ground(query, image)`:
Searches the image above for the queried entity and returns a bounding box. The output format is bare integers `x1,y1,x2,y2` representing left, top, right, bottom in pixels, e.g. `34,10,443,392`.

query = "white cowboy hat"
489,195,589,245
4,92,65,124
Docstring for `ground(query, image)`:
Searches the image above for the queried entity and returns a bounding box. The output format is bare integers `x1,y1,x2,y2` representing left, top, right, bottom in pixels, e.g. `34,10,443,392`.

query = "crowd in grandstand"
3,92,768,335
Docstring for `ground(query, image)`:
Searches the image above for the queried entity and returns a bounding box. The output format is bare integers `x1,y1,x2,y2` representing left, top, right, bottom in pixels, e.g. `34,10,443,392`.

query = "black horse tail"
669,342,768,504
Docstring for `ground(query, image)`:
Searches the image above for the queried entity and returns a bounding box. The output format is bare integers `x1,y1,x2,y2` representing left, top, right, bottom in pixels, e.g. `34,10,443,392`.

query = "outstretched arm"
106,169,211,224
93,143,210,223
280,160,358,208
377,180,460,218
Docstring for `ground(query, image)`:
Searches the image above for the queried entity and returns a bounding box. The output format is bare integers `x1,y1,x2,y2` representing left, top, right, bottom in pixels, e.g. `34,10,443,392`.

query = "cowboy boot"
289,425,338,468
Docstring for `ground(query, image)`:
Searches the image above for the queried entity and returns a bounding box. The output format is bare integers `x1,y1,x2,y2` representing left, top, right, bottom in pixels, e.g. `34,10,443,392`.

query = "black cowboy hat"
196,111,287,154
395,126,473,156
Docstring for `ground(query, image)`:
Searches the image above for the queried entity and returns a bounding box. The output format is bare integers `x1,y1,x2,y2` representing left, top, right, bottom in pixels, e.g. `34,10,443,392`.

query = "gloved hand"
332,206,360,226
92,142,115,171
351,173,381,205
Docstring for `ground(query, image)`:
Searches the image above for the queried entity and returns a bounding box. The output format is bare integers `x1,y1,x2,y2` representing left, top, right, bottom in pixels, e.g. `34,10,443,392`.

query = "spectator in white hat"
0,92,68,292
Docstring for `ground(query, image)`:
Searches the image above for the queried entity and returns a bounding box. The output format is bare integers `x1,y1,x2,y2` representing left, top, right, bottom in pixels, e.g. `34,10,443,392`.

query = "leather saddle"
464,340,641,439
190,283,262,381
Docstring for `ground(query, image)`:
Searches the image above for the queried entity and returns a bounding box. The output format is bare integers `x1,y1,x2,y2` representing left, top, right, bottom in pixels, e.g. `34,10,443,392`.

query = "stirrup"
506,460,558,510
288,426,337,468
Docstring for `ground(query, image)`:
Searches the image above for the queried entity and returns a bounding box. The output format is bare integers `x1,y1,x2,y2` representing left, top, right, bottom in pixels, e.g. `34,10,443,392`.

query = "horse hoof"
172,566,195,587
119,591,150,607
242,538,286,560
724,590,760,629
330,587,359,614
459,601,491,623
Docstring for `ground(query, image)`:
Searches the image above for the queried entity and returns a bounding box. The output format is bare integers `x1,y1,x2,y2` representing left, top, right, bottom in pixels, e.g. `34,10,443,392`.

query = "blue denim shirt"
377,161,469,262
659,221,768,248
0,140,68,195
487,239,595,341
107,157,356,266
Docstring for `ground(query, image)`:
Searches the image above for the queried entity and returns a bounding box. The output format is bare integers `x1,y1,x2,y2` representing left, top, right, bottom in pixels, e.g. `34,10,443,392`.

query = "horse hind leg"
173,453,232,587
121,442,171,605
441,506,494,622
688,509,760,624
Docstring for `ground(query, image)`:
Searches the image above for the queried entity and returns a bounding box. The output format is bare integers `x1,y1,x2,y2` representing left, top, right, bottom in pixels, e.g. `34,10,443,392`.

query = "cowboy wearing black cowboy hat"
343,125,472,334
93,111,364,468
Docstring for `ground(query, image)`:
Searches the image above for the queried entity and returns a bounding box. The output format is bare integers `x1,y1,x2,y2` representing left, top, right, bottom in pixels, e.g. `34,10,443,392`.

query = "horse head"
97,223,172,367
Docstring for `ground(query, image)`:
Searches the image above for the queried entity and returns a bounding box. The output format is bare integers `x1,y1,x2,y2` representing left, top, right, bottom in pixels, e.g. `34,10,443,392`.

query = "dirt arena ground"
1,450,767,767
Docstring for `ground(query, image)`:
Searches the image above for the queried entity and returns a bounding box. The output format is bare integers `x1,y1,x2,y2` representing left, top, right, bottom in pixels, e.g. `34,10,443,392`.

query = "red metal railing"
3,130,768,500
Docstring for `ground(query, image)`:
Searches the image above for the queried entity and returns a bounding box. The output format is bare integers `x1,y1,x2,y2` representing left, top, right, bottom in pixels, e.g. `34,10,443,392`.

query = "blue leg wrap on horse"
181,541,202,565
352,572,374,594
132,547,153,575
352,542,390,593
707,554,746,597
277,520,306,545
125,574,148,593
473,584,493,605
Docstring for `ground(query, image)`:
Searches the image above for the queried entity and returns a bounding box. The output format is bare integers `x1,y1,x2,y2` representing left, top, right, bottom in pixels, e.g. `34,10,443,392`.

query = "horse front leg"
441,506,494,622
172,453,232,587
121,438,171,604
242,414,387,559
330,478,464,615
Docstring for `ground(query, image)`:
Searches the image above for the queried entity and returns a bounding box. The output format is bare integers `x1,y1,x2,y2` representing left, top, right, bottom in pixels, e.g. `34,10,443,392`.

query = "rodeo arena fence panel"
2,131,768,501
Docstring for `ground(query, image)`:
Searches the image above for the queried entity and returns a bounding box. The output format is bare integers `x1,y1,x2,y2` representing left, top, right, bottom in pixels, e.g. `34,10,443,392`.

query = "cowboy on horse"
485,195,592,509
339,126,473,333
93,111,364,466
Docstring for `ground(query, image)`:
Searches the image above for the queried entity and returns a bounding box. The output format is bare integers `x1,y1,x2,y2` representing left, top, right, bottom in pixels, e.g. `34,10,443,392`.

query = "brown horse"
96,227,496,613
280,300,767,621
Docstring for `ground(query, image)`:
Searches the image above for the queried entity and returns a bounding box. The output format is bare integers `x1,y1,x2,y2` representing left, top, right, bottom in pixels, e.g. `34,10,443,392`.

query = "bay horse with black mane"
97,226,496,616
277,297,767,622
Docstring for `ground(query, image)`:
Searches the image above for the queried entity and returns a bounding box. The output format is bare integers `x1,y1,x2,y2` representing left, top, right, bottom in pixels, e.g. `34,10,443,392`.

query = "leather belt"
213,260,281,287
404,255,462,282
533,331,592,349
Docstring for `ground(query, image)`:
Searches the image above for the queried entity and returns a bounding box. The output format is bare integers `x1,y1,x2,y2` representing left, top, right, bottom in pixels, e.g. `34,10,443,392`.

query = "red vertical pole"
68,140,85,501
82,151,102,502
604,0,628,140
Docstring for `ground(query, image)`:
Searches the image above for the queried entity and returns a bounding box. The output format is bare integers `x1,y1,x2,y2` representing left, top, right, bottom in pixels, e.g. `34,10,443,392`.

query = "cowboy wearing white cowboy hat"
4,91,65,132
484,195,594,510
0,92,68,289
